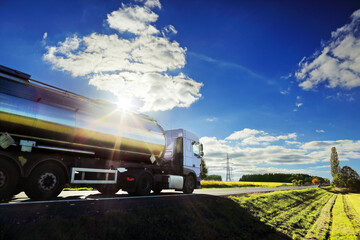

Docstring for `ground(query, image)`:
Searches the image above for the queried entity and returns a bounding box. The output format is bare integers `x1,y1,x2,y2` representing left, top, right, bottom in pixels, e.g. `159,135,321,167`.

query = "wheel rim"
0,170,6,188
38,172,57,191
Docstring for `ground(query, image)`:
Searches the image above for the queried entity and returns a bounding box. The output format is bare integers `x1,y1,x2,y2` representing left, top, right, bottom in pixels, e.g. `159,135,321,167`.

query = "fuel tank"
0,65,165,163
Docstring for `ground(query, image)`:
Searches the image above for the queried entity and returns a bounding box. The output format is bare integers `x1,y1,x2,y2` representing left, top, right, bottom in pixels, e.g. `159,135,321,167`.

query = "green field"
230,187,360,239
201,180,291,188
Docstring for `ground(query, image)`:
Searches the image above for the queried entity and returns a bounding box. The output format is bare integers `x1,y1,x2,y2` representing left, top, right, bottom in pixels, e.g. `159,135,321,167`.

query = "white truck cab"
164,129,203,188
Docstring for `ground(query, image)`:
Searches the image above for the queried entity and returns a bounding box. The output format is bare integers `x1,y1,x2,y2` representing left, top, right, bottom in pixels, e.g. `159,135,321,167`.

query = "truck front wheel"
0,160,19,201
24,162,65,201
183,175,195,194
136,173,153,196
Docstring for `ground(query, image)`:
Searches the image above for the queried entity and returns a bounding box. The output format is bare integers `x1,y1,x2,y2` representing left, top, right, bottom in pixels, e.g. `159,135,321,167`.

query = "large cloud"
201,128,360,179
296,9,360,90
43,0,202,112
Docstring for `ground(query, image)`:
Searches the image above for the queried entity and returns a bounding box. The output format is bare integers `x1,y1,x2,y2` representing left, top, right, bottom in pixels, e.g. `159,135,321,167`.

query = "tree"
200,158,208,179
340,166,360,191
292,179,297,186
330,147,340,177
312,178,319,185
332,173,346,188
205,175,222,181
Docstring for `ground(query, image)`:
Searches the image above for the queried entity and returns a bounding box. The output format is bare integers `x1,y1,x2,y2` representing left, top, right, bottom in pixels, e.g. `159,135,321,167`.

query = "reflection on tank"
0,77,165,163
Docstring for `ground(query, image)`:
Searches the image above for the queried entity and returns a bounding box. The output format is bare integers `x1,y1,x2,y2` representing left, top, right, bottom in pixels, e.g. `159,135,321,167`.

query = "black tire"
96,183,121,195
127,190,136,196
13,181,23,195
136,173,153,196
24,162,65,201
183,175,195,194
152,185,162,195
0,160,19,201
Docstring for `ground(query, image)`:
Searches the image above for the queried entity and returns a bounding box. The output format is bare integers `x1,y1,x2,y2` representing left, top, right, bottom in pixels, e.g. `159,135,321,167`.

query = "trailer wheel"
126,190,136,196
136,173,153,196
152,185,162,195
24,162,65,200
96,183,121,195
183,175,195,194
0,160,19,201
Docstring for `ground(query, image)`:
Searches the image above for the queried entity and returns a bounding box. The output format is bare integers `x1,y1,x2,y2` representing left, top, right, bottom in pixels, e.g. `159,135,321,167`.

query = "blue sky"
1,0,360,180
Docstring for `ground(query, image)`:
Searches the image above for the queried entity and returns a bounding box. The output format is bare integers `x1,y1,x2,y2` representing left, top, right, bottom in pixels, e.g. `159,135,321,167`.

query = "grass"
343,194,360,238
63,187,94,191
305,194,337,240
330,194,357,240
201,180,291,188
230,187,333,239
62,181,291,191
230,187,360,239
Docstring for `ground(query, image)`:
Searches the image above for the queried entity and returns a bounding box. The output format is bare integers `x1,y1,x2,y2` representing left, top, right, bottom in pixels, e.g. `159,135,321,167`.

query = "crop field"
201,180,291,188
230,187,360,239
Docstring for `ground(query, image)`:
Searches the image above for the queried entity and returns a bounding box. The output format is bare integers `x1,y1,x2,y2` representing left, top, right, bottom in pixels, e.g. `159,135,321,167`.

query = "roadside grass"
330,194,357,240
343,194,360,238
61,181,291,191
305,194,337,240
201,180,291,188
230,187,333,239
0,196,289,240
229,188,360,239
63,187,94,191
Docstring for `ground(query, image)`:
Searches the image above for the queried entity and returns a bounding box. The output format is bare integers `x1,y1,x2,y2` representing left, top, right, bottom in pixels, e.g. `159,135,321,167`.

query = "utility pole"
225,153,232,181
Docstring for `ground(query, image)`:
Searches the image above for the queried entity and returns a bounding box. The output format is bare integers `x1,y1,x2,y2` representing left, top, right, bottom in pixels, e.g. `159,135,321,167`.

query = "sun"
116,97,133,110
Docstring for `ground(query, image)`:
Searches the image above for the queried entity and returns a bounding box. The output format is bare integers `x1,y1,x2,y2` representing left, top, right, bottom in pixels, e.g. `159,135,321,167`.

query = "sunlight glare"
116,97,133,110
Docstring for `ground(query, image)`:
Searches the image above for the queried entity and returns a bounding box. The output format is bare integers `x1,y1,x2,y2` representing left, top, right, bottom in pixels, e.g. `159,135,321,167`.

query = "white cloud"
280,73,292,79
296,9,360,90
226,128,297,146
226,128,265,140
280,87,290,95
162,25,178,36
326,92,355,102
205,117,218,122
144,0,161,9
316,129,325,133
43,2,202,112
296,102,303,108
201,130,360,180
43,32,47,40
310,165,330,169
285,141,301,145
107,5,159,35
89,72,202,112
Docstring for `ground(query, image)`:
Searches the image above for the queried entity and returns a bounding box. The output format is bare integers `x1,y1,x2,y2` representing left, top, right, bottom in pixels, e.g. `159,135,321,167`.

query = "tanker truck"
0,65,203,201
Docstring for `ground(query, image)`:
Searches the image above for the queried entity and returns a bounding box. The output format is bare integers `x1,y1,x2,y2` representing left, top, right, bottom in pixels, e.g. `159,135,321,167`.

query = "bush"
204,175,222,181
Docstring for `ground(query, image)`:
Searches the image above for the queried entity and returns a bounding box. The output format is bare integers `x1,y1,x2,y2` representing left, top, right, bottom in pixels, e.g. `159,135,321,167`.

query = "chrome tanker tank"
0,65,165,163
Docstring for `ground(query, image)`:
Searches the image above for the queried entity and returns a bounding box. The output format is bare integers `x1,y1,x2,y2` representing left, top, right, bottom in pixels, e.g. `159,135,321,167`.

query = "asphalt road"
0,185,319,225
2,185,318,205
